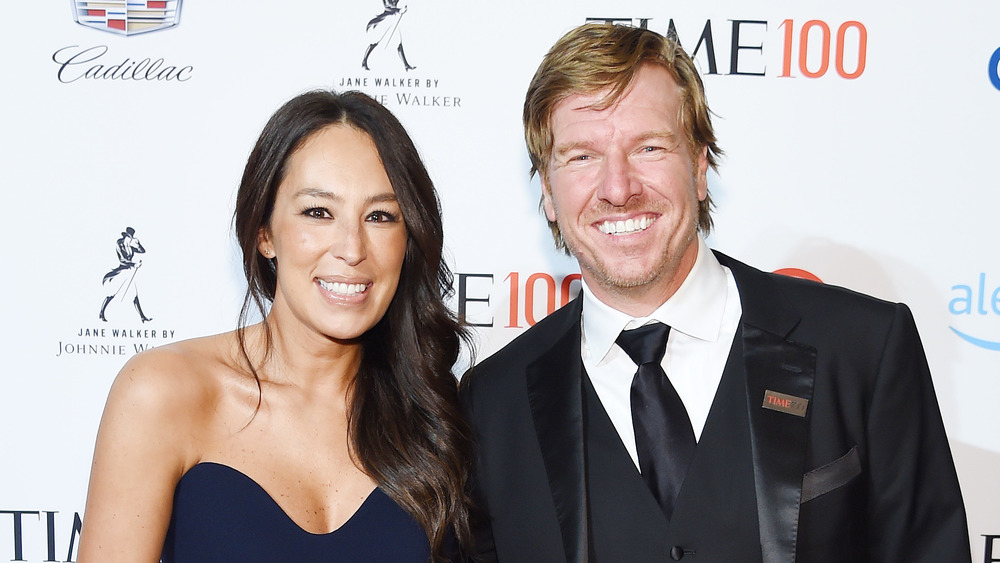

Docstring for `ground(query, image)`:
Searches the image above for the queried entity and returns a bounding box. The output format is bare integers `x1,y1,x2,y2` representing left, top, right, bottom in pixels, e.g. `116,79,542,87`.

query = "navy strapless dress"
161,463,430,562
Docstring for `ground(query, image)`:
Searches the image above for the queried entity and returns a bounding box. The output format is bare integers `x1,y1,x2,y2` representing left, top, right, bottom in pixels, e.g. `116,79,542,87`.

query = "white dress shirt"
581,236,743,470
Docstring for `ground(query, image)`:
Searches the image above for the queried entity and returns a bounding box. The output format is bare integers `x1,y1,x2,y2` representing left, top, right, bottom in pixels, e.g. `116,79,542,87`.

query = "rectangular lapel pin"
762,390,809,417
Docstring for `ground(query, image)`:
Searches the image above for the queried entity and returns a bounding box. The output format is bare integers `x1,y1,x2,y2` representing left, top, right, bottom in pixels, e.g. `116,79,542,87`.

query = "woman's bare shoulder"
105,332,255,438
79,332,256,560
115,332,234,388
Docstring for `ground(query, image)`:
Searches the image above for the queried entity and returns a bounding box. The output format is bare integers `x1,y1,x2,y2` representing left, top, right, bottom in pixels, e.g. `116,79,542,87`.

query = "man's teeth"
598,216,655,235
317,279,368,295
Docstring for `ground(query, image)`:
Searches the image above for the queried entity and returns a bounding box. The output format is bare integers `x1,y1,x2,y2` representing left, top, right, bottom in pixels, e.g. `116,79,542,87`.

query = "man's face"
542,64,708,315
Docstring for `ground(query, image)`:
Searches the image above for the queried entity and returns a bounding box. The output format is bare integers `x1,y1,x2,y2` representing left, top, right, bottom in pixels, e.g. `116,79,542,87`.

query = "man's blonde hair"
523,23,722,249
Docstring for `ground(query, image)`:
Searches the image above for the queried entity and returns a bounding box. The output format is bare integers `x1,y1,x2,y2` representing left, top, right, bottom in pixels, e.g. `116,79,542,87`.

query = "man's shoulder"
463,297,580,386
717,250,905,332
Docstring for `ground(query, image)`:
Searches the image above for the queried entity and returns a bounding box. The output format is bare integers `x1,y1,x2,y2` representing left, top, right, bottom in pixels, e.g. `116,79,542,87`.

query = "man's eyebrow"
634,130,679,144
552,140,594,156
552,131,679,156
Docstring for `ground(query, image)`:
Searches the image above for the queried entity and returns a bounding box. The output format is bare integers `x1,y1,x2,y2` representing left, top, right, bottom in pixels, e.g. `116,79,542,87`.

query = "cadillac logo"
72,0,183,36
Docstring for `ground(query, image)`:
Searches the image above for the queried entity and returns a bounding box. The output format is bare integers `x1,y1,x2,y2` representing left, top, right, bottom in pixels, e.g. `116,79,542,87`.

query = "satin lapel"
714,251,818,562
526,299,588,563
743,323,816,563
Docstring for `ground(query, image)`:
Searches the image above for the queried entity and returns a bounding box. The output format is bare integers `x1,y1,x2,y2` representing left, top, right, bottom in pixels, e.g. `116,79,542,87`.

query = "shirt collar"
581,235,729,363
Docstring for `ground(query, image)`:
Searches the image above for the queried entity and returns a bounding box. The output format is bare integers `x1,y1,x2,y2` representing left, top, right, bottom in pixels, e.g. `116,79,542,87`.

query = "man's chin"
586,265,661,292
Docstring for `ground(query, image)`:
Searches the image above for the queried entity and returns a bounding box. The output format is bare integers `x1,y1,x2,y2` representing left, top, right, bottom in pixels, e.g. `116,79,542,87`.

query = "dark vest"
584,332,763,561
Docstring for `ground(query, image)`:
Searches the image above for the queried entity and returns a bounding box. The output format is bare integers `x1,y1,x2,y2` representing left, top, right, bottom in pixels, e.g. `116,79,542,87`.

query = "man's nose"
596,151,640,206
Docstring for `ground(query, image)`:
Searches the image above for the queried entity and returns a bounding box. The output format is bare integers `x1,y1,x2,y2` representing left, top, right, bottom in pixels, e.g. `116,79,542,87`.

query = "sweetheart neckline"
181,462,385,536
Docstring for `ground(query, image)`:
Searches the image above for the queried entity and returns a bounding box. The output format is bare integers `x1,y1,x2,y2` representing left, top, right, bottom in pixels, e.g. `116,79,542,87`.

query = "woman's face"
260,124,407,343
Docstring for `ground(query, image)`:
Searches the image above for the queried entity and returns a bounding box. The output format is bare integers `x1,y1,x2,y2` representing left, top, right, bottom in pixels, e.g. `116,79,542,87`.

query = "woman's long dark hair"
233,90,472,558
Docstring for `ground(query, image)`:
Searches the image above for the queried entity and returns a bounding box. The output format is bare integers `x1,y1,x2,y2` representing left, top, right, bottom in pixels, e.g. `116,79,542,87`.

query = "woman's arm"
77,350,196,562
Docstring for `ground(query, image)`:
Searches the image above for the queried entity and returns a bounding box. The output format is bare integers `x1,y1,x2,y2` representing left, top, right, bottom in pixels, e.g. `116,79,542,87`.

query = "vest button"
670,546,685,560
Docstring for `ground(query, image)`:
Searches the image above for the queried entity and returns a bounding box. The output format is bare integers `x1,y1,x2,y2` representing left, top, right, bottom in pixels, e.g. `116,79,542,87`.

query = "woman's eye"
367,210,399,223
303,207,330,219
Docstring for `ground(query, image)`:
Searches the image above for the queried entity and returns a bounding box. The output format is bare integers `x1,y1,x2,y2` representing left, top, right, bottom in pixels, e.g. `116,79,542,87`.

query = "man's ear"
541,175,557,222
695,145,709,202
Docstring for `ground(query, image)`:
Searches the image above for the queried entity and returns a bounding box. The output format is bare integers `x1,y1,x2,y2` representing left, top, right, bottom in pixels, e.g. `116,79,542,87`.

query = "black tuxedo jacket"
459,252,970,562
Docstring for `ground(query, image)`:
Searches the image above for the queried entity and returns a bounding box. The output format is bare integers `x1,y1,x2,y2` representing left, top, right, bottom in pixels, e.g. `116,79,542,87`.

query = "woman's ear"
257,228,274,259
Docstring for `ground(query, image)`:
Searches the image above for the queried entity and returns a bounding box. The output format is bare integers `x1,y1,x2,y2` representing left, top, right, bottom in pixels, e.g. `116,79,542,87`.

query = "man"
459,23,970,562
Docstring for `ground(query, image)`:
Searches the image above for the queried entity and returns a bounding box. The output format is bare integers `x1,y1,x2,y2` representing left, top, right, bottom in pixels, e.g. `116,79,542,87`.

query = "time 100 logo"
456,272,581,328
778,19,866,79
587,16,867,80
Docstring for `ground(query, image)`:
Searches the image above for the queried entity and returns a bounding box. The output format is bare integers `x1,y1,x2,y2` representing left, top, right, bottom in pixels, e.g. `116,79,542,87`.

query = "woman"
78,90,473,561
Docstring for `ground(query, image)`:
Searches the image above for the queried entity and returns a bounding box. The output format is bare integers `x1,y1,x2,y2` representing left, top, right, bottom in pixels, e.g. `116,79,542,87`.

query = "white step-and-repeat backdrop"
2,1,998,560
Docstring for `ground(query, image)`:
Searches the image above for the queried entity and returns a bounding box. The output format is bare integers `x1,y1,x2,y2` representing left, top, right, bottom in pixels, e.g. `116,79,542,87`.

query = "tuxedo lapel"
718,252,817,563
525,298,588,563
743,323,816,563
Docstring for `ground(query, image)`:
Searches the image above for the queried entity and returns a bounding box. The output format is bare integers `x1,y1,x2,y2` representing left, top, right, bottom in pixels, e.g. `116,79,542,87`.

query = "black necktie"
616,322,696,520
